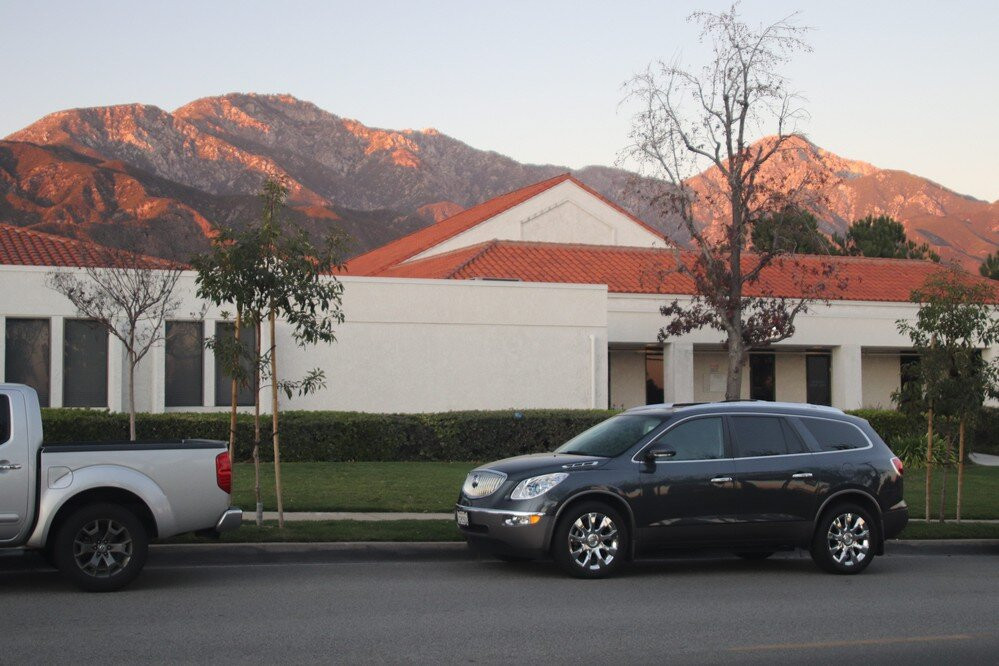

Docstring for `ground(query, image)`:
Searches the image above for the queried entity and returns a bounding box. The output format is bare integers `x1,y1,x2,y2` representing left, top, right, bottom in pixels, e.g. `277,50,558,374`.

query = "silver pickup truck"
0,384,241,591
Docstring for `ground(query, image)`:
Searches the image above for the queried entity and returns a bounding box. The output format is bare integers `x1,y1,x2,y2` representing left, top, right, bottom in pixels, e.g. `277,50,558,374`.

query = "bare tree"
624,4,843,399
48,244,183,440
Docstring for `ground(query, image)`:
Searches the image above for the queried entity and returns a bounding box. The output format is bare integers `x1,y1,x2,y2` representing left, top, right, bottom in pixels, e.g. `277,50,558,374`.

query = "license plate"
455,510,469,527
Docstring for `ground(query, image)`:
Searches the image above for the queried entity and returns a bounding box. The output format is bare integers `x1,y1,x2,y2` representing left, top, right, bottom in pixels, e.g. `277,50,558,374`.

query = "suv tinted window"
652,417,725,461
731,416,789,457
799,418,869,451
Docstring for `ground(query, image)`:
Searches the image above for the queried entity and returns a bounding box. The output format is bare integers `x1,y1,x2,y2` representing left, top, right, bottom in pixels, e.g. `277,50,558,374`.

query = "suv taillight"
891,456,903,476
216,451,232,494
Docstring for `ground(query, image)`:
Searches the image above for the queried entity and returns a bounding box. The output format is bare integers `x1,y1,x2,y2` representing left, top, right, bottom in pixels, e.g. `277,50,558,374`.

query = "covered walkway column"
662,341,694,404
831,344,863,410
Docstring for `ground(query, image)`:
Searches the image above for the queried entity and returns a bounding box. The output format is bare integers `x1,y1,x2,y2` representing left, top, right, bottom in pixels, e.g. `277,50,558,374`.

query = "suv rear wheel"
52,502,149,592
552,501,627,579
811,503,876,575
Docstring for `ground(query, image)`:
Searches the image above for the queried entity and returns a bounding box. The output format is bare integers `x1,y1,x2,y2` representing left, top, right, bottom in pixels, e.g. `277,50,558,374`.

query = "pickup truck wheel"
52,503,148,592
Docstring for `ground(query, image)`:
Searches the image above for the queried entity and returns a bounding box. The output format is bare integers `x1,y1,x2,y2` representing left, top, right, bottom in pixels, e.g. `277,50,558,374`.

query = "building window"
749,352,775,401
645,350,664,405
63,320,108,408
899,353,920,404
5,318,51,407
214,323,256,407
806,354,831,406
165,321,204,407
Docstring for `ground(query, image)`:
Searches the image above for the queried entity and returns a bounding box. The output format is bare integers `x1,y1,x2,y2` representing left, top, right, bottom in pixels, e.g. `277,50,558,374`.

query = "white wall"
411,180,666,261
0,266,609,413
608,349,646,410
862,353,901,409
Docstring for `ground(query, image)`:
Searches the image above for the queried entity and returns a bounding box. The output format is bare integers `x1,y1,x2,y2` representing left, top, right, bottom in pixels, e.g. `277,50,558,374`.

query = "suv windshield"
556,414,668,458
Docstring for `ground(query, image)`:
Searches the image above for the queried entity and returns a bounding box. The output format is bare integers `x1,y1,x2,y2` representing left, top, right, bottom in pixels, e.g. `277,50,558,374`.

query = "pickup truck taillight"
216,451,232,494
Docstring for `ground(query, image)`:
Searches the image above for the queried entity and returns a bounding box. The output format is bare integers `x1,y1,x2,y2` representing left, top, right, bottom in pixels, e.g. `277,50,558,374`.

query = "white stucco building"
0,172,994,413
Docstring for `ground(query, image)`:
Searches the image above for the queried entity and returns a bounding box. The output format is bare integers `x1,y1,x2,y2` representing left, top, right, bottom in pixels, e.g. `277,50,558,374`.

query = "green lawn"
902,466,999,520
897,521,999,540
232,461,999,520
232,462,477,513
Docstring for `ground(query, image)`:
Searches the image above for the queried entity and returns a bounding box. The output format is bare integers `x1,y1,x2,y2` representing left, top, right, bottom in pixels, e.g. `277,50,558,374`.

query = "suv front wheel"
552,501,628,579
811,503,877,575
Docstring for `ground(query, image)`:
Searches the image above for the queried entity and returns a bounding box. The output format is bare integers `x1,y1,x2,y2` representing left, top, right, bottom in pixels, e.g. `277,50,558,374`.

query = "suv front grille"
462,470,507,498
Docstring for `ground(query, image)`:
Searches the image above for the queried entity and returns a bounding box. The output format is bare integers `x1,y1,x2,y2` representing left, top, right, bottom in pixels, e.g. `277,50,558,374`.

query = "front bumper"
455,504,553,558
215,507,243,534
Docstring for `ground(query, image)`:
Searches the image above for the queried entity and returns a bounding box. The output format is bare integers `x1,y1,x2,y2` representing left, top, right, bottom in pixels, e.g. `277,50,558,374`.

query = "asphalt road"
1,545,997,664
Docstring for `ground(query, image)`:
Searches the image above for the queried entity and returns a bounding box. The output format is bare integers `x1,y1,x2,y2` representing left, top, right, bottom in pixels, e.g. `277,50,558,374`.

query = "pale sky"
2,0,997,201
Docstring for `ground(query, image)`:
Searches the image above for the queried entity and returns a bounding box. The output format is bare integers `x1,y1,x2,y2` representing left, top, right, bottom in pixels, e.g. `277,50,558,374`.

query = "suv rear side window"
799,418,869,451
730,415,792,457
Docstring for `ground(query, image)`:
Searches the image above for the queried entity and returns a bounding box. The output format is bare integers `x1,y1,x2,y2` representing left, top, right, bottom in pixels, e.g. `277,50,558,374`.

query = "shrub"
41,408,615,462
886,434,956,468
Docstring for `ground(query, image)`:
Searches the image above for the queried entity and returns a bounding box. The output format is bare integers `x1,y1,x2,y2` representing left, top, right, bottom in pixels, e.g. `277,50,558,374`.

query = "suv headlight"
510,473,568,500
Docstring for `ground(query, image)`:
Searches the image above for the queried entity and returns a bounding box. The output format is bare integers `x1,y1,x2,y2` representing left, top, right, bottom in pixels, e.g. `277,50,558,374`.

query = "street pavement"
1,544,997,664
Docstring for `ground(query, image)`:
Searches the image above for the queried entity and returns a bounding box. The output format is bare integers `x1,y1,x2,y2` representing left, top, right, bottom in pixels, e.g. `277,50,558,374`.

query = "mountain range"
1,93,996,268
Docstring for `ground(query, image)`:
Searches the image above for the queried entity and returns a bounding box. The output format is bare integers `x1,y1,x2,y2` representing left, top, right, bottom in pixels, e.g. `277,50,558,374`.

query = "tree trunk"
938,435,951,523
228,310,241,463
253,319,263,527
128,351,137,441
925,407,933,521
269,306,285,528
956,417,965,524
725,335,745,401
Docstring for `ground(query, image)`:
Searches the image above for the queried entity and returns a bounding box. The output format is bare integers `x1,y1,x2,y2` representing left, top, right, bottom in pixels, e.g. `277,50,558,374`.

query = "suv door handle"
791,472,813,479
709,476,733,484
0,463,22,471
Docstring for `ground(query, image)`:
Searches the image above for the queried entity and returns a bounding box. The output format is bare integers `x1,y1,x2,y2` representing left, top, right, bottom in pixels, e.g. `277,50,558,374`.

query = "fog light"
503,514,542,526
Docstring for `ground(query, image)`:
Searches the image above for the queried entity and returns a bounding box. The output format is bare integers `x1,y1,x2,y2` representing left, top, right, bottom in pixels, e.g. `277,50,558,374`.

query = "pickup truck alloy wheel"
53,503,149,592
810,503,876,575
553,501,627,579
73,519,133,577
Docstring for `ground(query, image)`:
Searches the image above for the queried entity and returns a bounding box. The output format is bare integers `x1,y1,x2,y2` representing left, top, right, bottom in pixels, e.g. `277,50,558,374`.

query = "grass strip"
896,521,999,540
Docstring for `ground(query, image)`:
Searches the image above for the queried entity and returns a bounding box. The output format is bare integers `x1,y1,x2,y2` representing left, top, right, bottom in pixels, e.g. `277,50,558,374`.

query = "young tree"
255,180,347,528
832,215,939,261
48,244,183,440
624,5,842,399
980,251,999,280
896,269,999,521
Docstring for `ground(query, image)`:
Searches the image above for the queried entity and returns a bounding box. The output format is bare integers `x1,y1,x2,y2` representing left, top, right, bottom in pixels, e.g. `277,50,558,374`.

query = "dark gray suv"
455,401,908,578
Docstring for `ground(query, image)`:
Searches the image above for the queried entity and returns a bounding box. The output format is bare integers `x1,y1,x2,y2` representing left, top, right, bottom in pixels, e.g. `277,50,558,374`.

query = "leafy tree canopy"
979,251,999,280
751,206,832,255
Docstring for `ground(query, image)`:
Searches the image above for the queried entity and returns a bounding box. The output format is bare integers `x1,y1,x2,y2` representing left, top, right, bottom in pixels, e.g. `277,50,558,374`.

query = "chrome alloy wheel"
72,519,133,578
826,512,870,567
568,512,619,571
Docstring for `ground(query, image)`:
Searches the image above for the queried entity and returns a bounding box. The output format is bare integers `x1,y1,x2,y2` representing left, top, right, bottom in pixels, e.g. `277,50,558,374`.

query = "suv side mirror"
645,448,676,462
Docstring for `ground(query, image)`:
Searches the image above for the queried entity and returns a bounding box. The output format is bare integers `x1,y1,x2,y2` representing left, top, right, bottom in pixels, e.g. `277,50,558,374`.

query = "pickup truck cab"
0,384,241,591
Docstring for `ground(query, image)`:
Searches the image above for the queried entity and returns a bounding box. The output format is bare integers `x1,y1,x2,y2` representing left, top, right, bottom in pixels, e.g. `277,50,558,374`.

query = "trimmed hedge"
40,408,615,462
40,406,999,462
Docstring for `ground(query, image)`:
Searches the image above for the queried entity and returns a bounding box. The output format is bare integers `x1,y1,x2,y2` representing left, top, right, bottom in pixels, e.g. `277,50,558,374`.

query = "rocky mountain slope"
3,93,995,267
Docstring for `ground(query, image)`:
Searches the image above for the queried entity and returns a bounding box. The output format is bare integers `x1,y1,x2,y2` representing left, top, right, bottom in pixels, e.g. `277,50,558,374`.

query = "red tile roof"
0,224,180,269
343,173,662,276
375,240,997,303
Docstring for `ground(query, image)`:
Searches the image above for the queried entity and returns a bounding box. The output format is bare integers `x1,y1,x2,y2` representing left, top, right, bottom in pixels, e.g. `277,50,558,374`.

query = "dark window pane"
732,416,787,457
799,418,869,452
166,321,203,407
655,417,725,460
64,320,108,408
749,353,775,401
0,395,10,444
5,318,51,407
806,354,831,406
781,418,808,454
645,351,664,405
214,323,256,407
